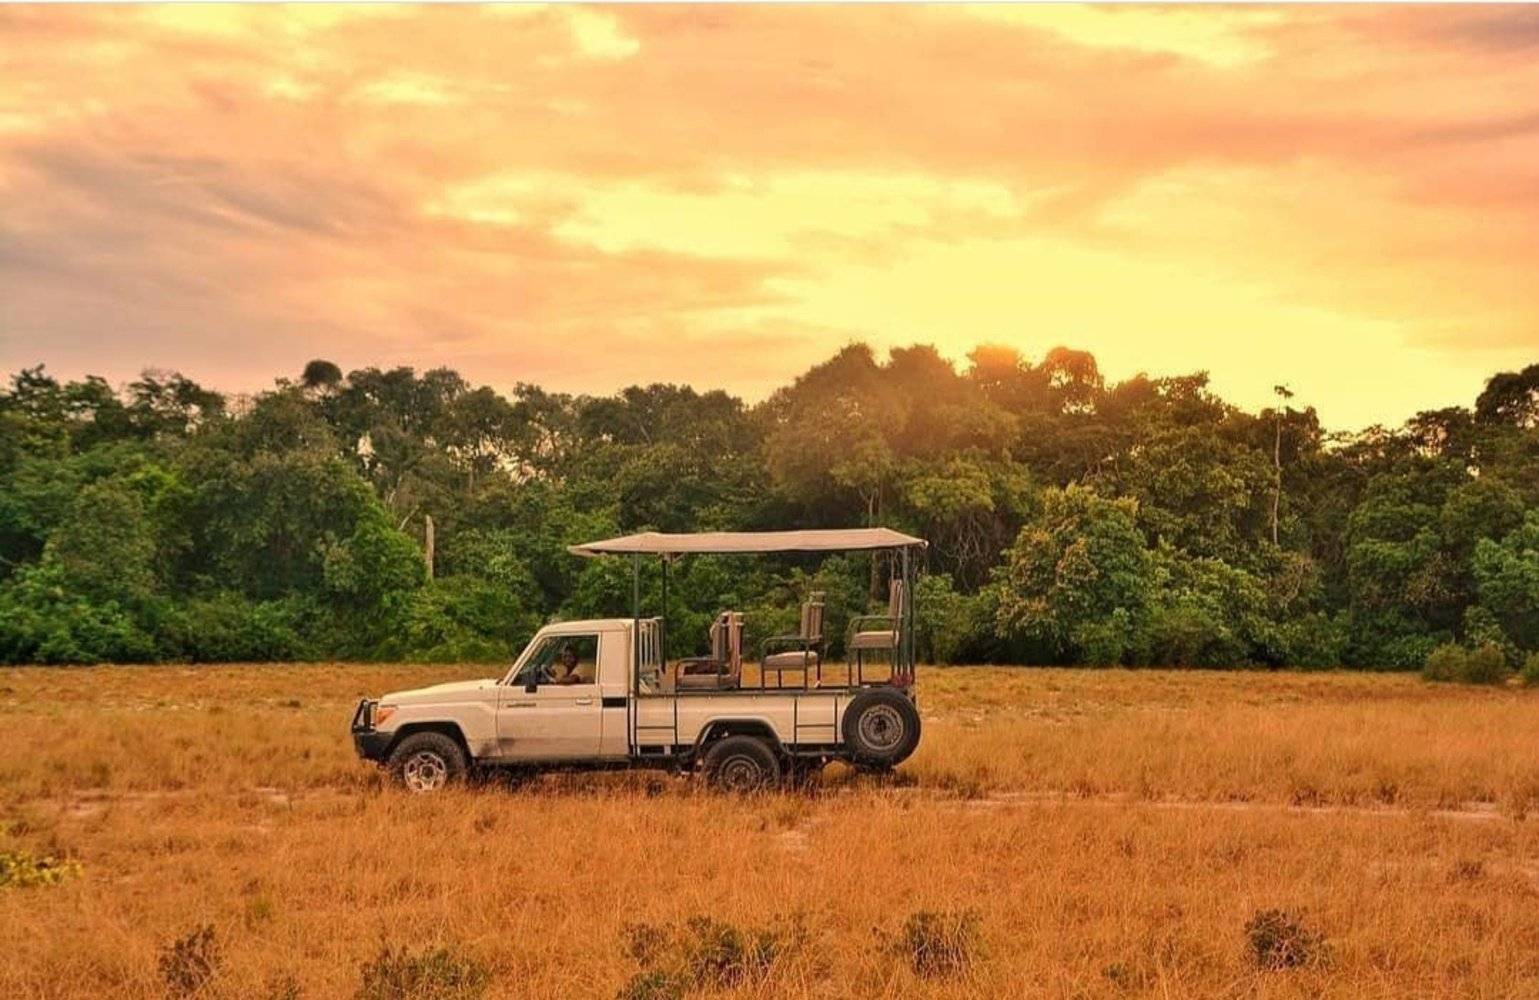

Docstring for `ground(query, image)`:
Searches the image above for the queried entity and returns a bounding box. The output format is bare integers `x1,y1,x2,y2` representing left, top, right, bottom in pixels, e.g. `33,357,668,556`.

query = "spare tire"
841,689,921,769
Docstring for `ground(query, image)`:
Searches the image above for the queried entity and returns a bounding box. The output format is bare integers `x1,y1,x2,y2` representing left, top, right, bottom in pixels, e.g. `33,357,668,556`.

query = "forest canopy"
4,345,1539,670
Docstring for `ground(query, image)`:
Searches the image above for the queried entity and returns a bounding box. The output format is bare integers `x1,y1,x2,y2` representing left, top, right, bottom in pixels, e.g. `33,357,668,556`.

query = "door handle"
507,701,536,708
575,698,594,706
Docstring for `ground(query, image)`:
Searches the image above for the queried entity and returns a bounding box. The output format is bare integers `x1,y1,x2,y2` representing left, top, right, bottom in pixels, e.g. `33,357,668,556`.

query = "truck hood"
381,679,498,705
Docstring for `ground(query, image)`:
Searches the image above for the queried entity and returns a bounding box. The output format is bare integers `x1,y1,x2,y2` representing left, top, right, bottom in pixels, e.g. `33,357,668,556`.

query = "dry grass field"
4,664,1539,998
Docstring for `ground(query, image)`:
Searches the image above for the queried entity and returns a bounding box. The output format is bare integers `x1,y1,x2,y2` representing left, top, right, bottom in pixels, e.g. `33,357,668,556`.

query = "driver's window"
513,634,600,688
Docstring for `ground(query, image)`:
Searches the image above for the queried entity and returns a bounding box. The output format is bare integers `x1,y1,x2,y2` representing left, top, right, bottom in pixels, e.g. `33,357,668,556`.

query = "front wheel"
386,732,467,793
702,735,781,793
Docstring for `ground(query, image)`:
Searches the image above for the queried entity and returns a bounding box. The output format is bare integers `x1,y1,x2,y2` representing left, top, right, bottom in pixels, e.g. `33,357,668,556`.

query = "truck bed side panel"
633,691,846,749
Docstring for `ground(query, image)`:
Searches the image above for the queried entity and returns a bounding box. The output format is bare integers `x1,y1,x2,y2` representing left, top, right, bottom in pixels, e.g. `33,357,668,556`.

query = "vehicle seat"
761,594,824,686
676,612,742,690
847,579,905,652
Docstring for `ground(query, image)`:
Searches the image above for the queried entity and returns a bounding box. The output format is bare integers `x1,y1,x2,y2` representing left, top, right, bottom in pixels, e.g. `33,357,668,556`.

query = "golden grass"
3,664,1539,998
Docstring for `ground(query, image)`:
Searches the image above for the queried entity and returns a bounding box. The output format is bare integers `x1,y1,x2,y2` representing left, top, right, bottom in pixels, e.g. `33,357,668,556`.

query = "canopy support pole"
660,555,669,664
631,553,640,700
901,545,914,681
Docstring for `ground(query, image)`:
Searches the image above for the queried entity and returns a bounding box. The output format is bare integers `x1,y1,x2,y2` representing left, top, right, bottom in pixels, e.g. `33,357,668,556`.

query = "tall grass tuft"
356,944,490,1000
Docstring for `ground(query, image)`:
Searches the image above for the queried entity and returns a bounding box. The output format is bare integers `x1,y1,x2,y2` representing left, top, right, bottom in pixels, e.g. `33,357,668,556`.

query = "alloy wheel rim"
403,750,448,792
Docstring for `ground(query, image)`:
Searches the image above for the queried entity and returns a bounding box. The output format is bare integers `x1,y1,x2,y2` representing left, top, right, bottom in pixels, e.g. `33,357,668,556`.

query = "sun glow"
2,4,1536,428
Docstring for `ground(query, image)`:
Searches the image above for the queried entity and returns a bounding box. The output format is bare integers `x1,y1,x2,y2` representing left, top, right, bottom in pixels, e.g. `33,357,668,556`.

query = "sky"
2,4,1538,431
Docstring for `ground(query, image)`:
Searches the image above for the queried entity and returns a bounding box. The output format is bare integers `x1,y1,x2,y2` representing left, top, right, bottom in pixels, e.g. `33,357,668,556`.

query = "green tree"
1471,512,1539,652
995,485,1152,664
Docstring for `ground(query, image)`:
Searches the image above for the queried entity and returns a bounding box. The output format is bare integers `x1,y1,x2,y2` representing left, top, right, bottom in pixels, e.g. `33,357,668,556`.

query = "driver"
553,644,584,684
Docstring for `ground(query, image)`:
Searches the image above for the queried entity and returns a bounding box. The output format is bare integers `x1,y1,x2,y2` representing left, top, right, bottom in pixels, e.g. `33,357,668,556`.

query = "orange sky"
2,4,1537,429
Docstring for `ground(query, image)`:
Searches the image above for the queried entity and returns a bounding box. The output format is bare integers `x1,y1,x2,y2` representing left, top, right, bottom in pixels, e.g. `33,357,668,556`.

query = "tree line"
3,345,1539,670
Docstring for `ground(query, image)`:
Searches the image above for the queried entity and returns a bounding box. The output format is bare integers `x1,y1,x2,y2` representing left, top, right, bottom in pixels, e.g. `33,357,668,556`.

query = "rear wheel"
842,689,921,769
702,735,781,793
387,732,467,793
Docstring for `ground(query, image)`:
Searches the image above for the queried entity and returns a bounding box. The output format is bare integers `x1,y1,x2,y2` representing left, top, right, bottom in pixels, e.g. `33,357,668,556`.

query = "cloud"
0,5,1537,429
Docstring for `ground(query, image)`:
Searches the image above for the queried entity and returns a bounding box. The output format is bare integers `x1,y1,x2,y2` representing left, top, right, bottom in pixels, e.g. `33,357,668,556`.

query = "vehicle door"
497,632,605,760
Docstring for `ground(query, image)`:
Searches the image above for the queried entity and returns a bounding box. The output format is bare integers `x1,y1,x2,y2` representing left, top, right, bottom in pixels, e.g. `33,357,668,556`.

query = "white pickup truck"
352,528,925,792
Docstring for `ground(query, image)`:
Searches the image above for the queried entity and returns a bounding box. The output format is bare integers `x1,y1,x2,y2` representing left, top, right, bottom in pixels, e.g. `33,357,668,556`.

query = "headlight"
374,704,398,727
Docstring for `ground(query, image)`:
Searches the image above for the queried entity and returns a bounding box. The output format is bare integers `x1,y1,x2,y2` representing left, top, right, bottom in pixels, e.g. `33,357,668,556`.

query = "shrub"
678,916,781,989
169,593,312,662
1460,643,1510,685
1521,652,1539,687
1073,608,1135,667
1141,599,1246,668
1377,632,1442,671
159,925,220,998
0,562,159,664
616,914,801,995
616,970,685,1000
386,576,536,662
621,922,669,968
1245,909,1325,970
1422,643,1466,683
890,909,981,978
1276,612,1349,669
356,944,490,1000
913,574,988,665
0,849,81,888
1461,605,1518,666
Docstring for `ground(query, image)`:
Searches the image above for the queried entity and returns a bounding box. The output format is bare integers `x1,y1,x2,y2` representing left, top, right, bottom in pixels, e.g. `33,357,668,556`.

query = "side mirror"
524,680,538,694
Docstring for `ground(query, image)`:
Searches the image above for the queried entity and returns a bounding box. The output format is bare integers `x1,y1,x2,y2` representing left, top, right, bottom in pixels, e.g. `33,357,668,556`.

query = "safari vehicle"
351,528,925,792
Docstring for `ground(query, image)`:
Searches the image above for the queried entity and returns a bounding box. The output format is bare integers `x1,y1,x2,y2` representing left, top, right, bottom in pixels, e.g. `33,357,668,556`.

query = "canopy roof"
569,528,926,558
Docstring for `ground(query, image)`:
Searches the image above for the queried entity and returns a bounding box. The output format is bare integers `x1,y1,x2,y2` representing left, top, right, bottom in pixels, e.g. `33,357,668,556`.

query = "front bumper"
350,698,393,762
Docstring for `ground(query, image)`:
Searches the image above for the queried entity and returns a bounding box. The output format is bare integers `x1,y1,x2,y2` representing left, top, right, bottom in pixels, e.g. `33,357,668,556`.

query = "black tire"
702,735,781,793
386,731,467,793
841,689,921,768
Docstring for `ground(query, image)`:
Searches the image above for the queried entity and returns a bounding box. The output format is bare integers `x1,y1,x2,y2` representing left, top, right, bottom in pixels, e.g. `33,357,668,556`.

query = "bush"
1276,612,1349,669
385,576,538,662
1073,608,1135,667
890,909,981,978
1423,643,1466,683
616,914,801,995
1460,643,1509,685
1141,599,1245,668
1245,908,1325,970
1521,651,1539,687
616,970,685,1000
913,574,968,664
1377,632,1442,671
678,916,780,989
1462,605,1518,666
1423,643,1509,685
159,925,220,998
0,849,81,888
356,944,490,1000
0,563,158,664
165,593,313,662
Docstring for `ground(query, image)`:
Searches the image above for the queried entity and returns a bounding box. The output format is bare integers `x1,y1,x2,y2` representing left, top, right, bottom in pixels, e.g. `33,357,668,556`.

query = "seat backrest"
888,578,906,620
725,612,743,679
707,613,728,663
799,592,825,642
